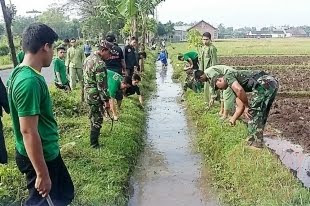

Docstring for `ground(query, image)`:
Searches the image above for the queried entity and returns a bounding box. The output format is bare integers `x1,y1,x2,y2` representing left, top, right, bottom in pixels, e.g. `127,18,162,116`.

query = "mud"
220,56,310,66
268,97,310,152
128,61,218,206
265,137,310,188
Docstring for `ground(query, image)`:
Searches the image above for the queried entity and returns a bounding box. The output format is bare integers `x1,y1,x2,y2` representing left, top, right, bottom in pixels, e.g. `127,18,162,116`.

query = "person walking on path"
200,32,218,104
53,46,70,91
84,41,115,148
0,77,9,164
7,23,74,205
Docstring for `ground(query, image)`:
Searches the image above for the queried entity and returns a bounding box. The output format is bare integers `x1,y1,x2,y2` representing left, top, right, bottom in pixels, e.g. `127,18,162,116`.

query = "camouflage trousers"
183,76,203,93
85,87,104,130
248,75,278,142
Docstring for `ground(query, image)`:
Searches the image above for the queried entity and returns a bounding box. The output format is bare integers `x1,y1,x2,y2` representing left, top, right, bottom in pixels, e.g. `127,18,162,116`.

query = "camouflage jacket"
83,53,110,103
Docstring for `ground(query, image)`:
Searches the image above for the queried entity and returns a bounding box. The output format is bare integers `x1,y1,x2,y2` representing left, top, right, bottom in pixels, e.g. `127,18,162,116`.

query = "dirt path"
128,61,218,206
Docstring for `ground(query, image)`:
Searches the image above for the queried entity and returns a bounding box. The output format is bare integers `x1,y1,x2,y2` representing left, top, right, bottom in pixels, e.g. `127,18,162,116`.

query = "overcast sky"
9,0,310,29
157,0,310,28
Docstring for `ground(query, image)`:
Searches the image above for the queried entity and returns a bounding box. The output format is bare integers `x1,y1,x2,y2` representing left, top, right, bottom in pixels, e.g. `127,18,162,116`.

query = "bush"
0,55,12,66
0,45,9,56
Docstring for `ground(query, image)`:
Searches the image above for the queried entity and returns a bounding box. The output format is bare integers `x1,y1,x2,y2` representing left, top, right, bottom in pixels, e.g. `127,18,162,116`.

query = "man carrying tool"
195,65,278,148
7,23,74,206
84,40,115,148
107,70,132,121
178,51,200,70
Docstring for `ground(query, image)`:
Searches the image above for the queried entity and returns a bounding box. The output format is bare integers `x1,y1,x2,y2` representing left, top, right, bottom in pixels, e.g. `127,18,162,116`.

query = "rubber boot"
90,127,100,148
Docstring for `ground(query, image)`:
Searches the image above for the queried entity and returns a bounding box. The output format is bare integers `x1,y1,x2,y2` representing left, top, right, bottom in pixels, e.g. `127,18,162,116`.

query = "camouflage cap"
98,40,118,55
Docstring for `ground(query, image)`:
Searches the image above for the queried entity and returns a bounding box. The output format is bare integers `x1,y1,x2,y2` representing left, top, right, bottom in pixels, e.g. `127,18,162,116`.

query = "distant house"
187,20,218,39
173,25,191,42
285,28,308,38
246,30,286,38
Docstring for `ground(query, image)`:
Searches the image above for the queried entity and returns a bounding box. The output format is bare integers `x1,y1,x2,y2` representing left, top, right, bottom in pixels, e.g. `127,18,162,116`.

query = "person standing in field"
124,37,139,77
105,33,126,75
200,32,218,106
7,23,74,205
84,40,114,148
66,38,85,90
195,66,278,148
0,77,9,164
17,41,25,64
83,40,92,58
53,46,70,91
107,70,132,121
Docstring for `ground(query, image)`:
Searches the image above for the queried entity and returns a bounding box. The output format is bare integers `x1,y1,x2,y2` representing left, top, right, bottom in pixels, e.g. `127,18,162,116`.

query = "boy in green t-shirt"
107,70,132,120
178,51,199,70
53,46,70,91
7,23,74,205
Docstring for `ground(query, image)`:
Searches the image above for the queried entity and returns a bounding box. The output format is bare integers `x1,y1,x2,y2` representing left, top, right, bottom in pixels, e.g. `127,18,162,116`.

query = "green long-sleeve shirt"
65,46,85,69
200,44,218,71
204,65,236,99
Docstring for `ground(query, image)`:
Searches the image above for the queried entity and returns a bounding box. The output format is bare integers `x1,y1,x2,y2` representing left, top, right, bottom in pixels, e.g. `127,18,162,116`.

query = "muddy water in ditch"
128,62,218,206
265,137,310,188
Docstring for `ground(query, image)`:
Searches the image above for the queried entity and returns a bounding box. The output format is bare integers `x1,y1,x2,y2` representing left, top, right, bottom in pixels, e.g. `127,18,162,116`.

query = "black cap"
106,33,116,43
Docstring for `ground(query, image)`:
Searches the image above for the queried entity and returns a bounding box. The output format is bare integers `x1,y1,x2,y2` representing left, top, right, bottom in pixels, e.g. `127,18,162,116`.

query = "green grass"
0,51,156,206
0,55,13,69
168,44,310,206
172,38,310,56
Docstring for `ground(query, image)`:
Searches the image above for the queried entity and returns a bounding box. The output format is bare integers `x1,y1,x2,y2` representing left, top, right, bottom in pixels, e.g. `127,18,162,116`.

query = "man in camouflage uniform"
84,40,116,148
195,66,278,148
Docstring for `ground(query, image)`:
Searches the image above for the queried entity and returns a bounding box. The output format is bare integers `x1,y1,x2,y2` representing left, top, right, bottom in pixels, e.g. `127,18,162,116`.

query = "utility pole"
0,0,17,67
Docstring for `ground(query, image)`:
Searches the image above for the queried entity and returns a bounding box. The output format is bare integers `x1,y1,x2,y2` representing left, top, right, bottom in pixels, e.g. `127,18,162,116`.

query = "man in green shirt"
178,51,199,70
17,50,25,64
7,23,74,205
200,32,219,104
65,38,85,90
195,65,236,119
107,70,132,120
53,46,70,91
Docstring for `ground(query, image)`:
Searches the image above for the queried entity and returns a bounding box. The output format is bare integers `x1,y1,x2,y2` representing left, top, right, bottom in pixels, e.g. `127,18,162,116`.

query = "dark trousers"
126,68,134,78
16,152,74,206
0,119,8,164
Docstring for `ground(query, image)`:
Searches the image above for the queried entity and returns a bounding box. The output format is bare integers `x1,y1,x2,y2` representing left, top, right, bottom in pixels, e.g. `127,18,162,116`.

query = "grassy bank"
0,52,156,206
168,45,310,206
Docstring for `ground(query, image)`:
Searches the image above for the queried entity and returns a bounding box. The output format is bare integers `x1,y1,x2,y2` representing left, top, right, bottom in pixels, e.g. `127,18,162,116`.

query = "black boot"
90,127,100,148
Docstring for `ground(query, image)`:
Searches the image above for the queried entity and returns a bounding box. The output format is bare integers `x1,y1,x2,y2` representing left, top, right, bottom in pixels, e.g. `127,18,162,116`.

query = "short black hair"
131,36,137,41
202,32,212,39
57,46,66,52
123,76,133,85
133,73,141,81
139,51,147,59
106,33,116,43
194,70,204,80
64,38,70,43
177,54,184,61
22,23,58,54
